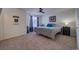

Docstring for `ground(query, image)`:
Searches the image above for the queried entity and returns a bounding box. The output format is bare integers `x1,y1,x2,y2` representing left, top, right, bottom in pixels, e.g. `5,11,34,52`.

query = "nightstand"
62,26,70,36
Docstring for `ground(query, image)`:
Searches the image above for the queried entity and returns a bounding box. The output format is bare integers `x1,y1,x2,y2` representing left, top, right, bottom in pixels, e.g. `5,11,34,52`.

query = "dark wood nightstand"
62,26,70,36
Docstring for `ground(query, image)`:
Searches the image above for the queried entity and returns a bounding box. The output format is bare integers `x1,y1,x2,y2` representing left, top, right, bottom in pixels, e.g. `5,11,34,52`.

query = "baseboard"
0,33,26,41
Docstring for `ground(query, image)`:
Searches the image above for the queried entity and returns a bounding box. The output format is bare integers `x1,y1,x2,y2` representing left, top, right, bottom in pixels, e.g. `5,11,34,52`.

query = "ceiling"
23,8,73,15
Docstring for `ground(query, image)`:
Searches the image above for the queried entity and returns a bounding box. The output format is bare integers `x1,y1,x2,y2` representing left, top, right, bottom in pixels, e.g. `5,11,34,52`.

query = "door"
76,8,79,48
76,28,79,48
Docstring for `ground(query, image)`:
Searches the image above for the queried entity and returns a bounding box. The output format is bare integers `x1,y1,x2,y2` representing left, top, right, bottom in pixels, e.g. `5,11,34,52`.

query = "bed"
34,26,62,39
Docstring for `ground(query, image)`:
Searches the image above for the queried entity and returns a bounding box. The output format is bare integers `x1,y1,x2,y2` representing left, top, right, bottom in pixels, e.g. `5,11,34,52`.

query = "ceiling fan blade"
39,8,45,13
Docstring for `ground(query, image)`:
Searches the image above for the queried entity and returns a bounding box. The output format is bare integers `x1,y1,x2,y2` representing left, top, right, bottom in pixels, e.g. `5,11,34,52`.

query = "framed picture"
14,19,18,22
13,16,19,25
13,16,19,18
49,16,56,22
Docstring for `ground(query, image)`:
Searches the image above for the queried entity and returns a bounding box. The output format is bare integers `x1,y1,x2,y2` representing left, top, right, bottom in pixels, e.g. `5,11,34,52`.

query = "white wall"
2,8,26,39
0,9,2,40
41,9,76,37
42,15,50,26
38,15,43,26
0,8,4,40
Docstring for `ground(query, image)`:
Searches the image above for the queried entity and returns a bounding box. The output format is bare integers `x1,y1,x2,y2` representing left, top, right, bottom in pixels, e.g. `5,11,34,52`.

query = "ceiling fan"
39,8,45,13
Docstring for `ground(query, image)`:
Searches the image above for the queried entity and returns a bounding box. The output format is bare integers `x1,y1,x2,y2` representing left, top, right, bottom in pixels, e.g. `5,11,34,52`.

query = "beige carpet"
0,32,77,50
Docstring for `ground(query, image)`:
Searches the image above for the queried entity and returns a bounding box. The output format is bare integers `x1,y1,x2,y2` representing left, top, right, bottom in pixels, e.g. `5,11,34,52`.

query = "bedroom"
26,8,76,37
0,8,77,49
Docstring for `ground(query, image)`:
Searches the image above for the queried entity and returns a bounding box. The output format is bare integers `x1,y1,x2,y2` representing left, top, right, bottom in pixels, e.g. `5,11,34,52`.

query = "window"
32,16,37,27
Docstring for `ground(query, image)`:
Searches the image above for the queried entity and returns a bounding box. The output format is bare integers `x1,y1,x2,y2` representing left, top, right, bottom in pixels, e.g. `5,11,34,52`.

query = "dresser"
62,27,70,36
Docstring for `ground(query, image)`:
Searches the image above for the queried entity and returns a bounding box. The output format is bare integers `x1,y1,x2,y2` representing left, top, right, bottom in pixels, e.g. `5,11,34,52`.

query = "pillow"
47,23,56,27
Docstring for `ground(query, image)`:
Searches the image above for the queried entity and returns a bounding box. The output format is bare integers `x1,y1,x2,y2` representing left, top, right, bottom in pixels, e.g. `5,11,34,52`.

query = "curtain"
37,17,39,26
29,16,33,32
